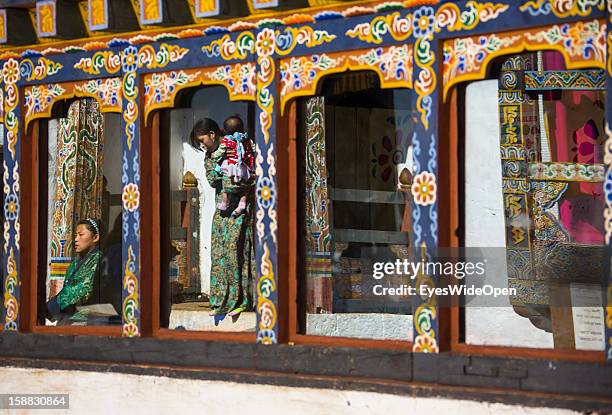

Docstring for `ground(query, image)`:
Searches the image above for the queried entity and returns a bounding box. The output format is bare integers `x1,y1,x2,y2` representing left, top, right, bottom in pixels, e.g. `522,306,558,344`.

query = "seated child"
210,115,255,217
46,218,102,324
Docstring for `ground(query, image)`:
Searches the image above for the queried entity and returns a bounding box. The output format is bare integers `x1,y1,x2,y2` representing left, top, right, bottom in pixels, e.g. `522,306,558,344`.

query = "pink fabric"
574,119,601,195
558,118,603,243
559,198,604,244
542,50,565,70
542,51,604,244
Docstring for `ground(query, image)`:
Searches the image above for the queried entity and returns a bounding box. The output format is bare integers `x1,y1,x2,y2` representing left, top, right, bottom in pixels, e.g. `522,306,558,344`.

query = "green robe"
56,249,101,311
205,154,256,314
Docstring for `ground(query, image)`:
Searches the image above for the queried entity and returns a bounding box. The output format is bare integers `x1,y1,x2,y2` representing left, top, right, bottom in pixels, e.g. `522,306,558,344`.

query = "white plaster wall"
0,367,579,415
169,109,213,295
464,80,553,348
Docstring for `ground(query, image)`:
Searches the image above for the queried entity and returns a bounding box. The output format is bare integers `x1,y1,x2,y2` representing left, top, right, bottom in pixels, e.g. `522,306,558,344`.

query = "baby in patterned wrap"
210,115,255,217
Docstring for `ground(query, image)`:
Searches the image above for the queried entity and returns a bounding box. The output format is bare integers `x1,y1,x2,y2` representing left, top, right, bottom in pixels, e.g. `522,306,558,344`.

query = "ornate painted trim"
0,0,454,58
255,28,278,344
2,58,20,331
279,44,413,115
2,0,607,60
412,243,439,353
121,46,141,337
202,26,335,63
19,57,63,82
524,69,606,90
528,162,606,182
520,0,605,17
345,2,510,45
23,78,122,131
74,51,122,75
143,62,256,125
503,178,531,193
274,26,336,56
138,43,190,69
498,56,534,305
442,19,606,101
74,44,189,75
414,35,436,130
202,32,256,60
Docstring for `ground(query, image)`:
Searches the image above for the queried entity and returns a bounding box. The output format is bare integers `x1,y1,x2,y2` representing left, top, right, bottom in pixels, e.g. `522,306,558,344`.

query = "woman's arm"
205,154,223,187
205,141,228,187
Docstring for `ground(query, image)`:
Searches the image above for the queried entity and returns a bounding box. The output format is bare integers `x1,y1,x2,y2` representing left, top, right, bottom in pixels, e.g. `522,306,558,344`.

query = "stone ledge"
169,308,256,332
306,313,413,341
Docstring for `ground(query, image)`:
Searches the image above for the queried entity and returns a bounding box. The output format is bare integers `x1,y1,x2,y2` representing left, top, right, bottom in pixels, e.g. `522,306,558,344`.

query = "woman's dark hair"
189,118,221,151
77,218,101,238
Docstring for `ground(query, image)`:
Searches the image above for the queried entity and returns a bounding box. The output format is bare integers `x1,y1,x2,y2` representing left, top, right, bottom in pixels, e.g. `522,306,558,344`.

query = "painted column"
410,28,440,353
120,46,142,337
254,27,279,344
1,58,20,331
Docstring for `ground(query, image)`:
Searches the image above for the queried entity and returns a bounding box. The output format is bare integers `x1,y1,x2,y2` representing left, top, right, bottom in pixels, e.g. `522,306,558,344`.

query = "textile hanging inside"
48,99,105,298
303,96,333,314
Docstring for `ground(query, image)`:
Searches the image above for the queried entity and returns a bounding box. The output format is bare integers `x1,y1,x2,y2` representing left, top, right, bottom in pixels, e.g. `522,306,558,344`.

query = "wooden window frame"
141,88,259,343
281,92,415,351
21,116,122,337
441,82,606,363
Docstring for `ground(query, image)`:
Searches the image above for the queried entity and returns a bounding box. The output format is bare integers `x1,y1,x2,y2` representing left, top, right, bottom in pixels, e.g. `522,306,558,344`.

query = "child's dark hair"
223,115,245,135
189,118,221,151
77,218,101,238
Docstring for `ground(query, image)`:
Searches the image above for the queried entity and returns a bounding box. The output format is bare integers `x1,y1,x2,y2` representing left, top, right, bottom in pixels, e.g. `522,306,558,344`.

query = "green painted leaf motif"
460,3,477,27
156,47,170,66
416,39,433,65
238,32,256,56
371,19,389,43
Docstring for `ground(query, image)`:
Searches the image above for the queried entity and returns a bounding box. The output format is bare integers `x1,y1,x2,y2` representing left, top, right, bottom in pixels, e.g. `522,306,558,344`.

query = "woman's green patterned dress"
46,249,101,318
205,154,256,314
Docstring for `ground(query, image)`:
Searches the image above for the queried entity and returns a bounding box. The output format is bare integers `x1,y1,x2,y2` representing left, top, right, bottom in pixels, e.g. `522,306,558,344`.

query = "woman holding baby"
189,116,256,317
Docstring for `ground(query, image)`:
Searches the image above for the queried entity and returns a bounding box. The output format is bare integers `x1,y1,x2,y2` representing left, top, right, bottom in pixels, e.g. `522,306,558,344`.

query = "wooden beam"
0,8,36,45
0,0,34,7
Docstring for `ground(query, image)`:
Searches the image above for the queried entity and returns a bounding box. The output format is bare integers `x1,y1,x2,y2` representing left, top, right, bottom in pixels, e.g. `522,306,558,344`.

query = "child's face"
74,224,99,254
197,132,218,151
